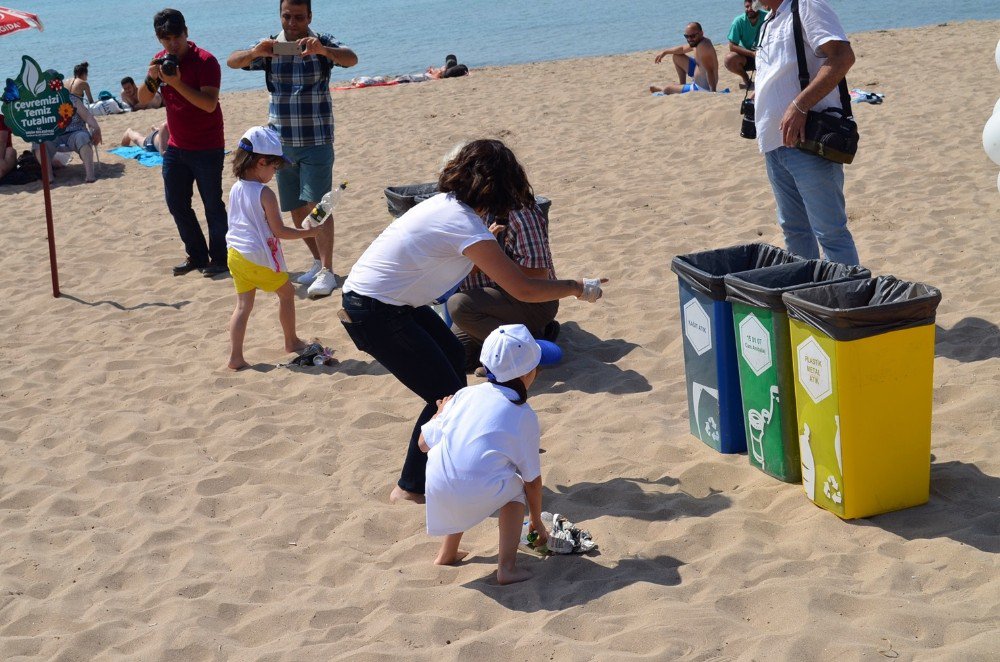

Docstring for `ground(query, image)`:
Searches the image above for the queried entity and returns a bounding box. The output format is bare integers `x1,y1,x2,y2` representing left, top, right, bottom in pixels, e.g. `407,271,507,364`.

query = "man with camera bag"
755,0,860,265
140,8,229,277
227,0,358,299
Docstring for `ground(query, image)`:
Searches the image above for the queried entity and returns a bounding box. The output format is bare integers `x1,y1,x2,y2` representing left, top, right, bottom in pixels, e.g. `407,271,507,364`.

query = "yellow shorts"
228,247,289,294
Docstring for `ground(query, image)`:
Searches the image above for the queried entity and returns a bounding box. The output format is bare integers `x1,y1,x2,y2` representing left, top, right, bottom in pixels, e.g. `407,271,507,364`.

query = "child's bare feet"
497,565,532,585
227,359,250,371
389,485,425,504
434,549,469,565
286,337,310,353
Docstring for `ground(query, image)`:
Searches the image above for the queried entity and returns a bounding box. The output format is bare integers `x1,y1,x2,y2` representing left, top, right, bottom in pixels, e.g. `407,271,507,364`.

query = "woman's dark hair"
153,8,187,38
489,376,529,405
232,149,284,180
73,62,89,78
438,139,534,218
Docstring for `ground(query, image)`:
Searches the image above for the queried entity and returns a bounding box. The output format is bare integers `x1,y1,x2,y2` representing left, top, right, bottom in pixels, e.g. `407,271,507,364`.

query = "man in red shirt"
139,8,229,276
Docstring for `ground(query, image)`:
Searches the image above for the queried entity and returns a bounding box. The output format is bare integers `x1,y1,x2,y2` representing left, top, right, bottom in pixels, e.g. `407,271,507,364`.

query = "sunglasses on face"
684,33,699,39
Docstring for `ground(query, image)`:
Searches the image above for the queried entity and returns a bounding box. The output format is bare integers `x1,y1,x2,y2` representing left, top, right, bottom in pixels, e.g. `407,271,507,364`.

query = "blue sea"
2,0,997,94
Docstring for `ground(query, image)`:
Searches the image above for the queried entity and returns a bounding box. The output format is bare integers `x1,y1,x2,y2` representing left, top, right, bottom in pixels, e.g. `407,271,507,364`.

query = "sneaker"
201,262,229,277
295,259,322,285
306,268,337,299
172,257,207,276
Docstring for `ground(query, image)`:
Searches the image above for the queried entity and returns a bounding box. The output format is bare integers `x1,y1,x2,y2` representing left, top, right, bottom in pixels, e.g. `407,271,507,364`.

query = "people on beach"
140,8,229,277
725,1,768,90
755,0,860,265
120,121,169,154
651,22,719,94
34,92,102,183
339,139,606,506
66,62,94,104
226,0,358,300
120,76,163,110
448,201,559,373
225,126,324,371
419,324,547,584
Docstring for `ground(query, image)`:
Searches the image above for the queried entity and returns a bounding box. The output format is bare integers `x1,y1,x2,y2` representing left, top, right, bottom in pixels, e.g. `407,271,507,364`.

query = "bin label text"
797,336,832,403
739,313,772,376
683,299,712,356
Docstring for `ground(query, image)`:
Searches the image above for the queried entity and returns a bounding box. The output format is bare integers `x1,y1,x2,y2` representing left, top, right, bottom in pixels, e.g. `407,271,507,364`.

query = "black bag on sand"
791,0,859,165
0,151,43,186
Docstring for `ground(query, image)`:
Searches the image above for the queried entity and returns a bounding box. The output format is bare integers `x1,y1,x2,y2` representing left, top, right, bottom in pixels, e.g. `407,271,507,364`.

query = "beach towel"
108,146,164,167
332,80,400,91
850,88,884,104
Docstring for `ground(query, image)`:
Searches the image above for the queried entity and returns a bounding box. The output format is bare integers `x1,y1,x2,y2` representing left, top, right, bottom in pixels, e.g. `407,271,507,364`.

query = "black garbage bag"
724,259,871,310
384,182,552,221
671,243,803,301
781,275,942,341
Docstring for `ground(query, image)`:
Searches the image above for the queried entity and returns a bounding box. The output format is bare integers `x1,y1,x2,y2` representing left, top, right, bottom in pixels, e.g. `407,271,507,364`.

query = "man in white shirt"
755,0,859,265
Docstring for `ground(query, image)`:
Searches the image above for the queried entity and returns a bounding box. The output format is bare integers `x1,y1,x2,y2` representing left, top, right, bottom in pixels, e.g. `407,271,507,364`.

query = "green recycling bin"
723,260,870,482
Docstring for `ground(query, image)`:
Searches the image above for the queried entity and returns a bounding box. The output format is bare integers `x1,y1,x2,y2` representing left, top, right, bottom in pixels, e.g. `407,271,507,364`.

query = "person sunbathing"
120,121,169,154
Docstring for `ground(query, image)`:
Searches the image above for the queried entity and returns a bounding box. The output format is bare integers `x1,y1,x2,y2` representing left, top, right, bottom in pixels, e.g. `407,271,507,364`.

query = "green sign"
1,56,72,144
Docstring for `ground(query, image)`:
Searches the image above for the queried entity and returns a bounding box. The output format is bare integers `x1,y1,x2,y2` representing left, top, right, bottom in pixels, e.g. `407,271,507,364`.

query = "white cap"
480,324,541,383
238,126,290,162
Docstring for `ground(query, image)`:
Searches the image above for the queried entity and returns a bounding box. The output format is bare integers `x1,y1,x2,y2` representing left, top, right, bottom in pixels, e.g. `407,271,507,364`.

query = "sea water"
1,0,997,94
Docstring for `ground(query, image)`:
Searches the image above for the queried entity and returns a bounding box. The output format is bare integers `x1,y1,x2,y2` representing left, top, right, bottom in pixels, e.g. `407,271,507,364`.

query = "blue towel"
108,146,164,167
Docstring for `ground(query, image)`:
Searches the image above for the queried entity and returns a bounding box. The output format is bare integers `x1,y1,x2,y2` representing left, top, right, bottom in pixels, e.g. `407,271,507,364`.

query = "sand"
1,20,998,661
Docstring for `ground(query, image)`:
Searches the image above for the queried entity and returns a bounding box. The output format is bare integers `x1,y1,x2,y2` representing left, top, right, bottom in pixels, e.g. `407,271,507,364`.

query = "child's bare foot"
389,485,425,504
497,565,532,585
227,359,250,371
434,549,469,565
286,337,310,353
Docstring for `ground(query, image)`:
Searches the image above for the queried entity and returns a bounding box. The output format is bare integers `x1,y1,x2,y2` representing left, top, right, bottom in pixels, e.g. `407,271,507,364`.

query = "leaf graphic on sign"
18,57,45,97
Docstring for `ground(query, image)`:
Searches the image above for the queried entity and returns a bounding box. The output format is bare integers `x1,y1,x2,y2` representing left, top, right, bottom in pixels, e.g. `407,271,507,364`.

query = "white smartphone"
272,41,302,56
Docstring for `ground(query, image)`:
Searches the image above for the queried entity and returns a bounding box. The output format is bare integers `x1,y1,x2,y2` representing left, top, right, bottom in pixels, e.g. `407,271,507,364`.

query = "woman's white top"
422,382,542,536
226,179,286,271
343,193,495,307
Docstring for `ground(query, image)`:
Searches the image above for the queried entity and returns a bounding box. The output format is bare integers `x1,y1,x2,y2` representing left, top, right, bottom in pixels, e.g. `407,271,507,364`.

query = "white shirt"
422,382,542,536
343,193,496,307
755,0,850,154
226,179,286,271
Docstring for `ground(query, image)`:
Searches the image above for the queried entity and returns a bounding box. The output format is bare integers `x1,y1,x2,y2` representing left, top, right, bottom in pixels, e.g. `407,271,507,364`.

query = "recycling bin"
384,182,551,220
782,276,942,518
724,260,871,482
670,244,802,453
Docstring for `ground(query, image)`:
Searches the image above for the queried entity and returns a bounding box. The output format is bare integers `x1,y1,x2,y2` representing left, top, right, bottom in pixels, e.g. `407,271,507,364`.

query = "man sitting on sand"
725,1,768,90
120,76,163,110
120,121,169,154
651,22,719,94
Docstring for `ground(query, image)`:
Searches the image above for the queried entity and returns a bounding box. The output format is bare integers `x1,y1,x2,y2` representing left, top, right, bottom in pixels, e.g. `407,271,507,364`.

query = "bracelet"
791,99,808,115
144,76,160,94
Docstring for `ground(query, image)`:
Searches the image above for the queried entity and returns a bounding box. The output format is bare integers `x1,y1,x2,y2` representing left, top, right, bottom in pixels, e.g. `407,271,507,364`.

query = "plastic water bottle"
307,180,347,226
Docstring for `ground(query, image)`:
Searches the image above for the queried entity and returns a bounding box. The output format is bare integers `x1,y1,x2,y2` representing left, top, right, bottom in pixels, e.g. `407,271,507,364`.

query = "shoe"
173,257,207,276
542,320,561,342
306,268,337,298
201,262,229,277
295,259,322,285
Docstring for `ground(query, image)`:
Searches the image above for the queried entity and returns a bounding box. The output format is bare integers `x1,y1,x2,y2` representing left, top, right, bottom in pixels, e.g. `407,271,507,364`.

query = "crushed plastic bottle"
307,180,347,226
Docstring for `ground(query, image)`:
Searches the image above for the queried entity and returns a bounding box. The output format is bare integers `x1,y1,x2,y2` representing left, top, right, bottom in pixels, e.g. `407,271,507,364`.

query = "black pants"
341,292,466,494
162,146,228,265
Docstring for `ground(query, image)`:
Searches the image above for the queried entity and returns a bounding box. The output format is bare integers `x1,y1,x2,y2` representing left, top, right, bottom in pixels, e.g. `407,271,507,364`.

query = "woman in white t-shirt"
418,324,548,585
340,139,606,505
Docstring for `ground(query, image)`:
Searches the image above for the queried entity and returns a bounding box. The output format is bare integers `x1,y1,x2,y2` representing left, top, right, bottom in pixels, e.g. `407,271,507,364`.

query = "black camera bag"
791,0,859,164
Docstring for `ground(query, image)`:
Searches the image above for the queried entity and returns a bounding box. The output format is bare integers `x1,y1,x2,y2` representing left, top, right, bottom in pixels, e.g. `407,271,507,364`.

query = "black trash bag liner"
781,275,942,342
670,243,803,301
724,259,871,310
384,182,552,221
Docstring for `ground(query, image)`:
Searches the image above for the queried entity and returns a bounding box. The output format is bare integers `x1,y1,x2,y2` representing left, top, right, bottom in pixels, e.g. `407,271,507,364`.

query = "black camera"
154,54,179,77
739,97,756,140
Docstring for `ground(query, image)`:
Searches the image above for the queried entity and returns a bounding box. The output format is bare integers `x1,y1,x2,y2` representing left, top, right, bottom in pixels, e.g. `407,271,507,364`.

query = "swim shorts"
228,247,289,294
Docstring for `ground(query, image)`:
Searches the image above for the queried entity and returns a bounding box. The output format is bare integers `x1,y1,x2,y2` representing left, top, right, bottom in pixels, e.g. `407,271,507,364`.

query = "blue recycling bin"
670,244,802,453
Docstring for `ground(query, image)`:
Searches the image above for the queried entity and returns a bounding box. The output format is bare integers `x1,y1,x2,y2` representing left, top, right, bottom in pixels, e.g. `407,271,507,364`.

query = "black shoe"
542,320,561,342
200,262,229,277
173,257,207,276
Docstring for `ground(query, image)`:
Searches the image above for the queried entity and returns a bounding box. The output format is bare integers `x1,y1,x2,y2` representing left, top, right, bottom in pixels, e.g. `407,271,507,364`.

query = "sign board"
797,336,832,404
739,313,772,376
1,55,72,143
683,298,712,356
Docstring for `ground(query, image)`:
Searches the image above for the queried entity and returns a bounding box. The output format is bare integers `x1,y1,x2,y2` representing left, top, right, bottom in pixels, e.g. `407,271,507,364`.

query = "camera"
739,97,756,140
153,54,179,77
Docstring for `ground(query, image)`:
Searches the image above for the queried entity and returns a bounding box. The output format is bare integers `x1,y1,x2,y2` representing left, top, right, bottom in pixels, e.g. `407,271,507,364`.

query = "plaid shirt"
244,32,344,147
461,204,557,291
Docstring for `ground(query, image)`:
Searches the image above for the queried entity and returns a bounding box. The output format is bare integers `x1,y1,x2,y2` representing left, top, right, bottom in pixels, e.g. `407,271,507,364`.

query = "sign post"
1,55,73,297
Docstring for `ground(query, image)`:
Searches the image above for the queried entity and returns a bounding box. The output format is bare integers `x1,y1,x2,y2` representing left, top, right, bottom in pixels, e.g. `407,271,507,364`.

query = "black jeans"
341,292,466,494
161,146,228,265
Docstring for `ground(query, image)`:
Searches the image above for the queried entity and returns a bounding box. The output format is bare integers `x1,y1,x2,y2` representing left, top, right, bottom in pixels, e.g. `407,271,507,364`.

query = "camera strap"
791,0,853,118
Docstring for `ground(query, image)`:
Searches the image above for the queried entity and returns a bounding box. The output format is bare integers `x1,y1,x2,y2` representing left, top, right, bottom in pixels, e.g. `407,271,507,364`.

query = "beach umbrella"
0,6,43,37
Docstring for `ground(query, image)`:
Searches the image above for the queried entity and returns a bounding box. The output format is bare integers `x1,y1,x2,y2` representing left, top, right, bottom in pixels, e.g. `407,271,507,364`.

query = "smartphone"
272,41,302,56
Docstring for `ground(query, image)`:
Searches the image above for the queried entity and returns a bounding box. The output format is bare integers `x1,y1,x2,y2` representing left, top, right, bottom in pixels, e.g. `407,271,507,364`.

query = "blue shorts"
275,143,334,212
686,56,697,78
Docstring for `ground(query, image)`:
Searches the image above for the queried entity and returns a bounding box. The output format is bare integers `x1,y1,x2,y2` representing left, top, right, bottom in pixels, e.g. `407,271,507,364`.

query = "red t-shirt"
0,114,11,151
156,42,225,150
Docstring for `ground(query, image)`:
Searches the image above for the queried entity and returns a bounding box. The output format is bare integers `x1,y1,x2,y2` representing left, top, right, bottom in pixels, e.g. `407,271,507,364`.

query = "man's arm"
698,42,720,91
300,36,357,67
159,66,220,113
729,41,756,58
654,44,693,63
227,40,274,69
779,40,855,146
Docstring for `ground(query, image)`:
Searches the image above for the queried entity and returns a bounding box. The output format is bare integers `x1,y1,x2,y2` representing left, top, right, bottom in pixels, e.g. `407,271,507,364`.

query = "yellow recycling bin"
781,276,942,519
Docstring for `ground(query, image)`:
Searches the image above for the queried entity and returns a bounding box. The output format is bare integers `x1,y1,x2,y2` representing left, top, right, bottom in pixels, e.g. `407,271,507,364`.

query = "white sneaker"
307,268,337,299
295,259,322,285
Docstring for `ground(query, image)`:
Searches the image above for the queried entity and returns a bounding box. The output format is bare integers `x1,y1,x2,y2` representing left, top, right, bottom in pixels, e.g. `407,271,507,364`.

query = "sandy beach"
1,20,998,660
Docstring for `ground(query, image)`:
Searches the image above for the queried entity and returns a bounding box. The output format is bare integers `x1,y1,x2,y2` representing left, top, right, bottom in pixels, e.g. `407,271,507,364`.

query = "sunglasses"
684,33,700,39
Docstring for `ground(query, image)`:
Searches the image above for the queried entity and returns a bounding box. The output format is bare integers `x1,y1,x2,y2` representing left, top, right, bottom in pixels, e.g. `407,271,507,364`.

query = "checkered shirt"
461,204,557,291
244,33,344,147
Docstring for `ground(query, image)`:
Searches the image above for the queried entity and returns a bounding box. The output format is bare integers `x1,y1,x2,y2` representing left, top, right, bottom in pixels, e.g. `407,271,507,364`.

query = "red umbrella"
0,6,43,37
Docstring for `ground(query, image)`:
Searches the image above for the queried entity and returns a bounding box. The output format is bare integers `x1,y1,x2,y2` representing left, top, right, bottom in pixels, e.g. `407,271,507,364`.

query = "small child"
419,324,548,585
225,126,323,370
